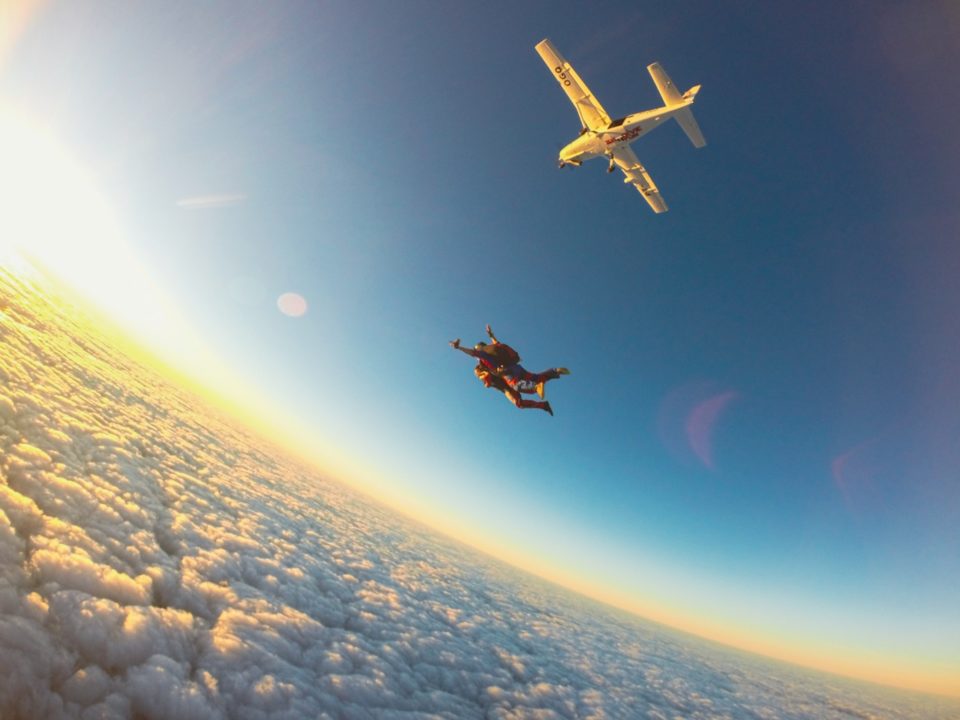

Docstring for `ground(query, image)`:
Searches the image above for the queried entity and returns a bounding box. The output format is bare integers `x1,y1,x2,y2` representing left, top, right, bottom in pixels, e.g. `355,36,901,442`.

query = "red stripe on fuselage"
605,126,642,146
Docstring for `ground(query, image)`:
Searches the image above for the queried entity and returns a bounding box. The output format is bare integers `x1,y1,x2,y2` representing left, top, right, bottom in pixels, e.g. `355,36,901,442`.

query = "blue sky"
2,0,958,694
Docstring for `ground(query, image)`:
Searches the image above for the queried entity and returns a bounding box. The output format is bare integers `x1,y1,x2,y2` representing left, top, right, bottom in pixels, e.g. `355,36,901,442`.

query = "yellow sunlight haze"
0,108,247,403
0,108,157,322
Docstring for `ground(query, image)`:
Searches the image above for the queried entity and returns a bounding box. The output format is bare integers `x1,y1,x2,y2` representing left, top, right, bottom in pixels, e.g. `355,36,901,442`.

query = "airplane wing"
535,39,611,132
612,145,668,213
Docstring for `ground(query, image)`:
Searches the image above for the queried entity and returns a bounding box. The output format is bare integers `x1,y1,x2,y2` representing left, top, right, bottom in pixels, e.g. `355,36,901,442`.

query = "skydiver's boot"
556,367,570,375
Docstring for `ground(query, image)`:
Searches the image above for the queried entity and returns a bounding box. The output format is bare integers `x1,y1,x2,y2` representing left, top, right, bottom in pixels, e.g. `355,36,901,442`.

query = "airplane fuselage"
559,104,682,166
536,37,704,211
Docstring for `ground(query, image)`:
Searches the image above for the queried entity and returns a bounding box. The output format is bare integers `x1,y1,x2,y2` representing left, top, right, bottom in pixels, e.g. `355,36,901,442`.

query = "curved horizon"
1,0,958,707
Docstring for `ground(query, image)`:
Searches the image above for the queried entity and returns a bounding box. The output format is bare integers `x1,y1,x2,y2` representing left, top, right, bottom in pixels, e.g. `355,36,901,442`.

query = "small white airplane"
535,38,705,213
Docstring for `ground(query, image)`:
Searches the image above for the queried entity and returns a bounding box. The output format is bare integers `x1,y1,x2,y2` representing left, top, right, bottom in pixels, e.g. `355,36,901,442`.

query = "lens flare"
277,292,308,317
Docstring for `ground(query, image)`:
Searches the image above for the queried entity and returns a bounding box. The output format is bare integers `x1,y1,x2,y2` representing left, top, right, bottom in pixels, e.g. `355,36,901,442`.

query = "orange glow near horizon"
453,550,960,699
237,436,960,701
0,108,163,327
0,107,277,426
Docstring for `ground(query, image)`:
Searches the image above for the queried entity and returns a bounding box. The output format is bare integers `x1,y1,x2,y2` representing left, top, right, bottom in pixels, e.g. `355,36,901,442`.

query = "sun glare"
0,108,194,358
0,109,137,296
0,107,285,430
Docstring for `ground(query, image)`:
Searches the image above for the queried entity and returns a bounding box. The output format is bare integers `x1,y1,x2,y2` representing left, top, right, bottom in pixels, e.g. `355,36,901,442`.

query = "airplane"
535,38,705,213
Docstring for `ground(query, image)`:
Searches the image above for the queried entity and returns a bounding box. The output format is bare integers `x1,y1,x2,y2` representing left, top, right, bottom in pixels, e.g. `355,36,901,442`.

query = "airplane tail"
647,63,706,148
674,106,706,148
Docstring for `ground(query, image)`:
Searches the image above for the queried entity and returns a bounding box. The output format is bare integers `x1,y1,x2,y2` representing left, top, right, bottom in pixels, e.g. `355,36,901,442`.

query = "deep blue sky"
2,0,958,694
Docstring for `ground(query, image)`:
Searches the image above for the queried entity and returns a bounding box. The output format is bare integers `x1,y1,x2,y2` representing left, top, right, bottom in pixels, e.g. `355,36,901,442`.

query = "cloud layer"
0,268,955,719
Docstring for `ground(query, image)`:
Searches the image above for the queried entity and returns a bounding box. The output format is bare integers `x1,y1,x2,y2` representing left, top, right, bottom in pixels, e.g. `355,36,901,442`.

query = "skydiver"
450,336,546,413
449,325,569,414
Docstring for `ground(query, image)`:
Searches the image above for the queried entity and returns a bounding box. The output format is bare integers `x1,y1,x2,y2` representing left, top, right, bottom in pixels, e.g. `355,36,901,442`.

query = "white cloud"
0,267,956,719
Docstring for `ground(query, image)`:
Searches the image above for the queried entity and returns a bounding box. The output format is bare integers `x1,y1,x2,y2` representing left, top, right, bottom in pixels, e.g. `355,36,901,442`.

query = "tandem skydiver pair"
450,325,569,416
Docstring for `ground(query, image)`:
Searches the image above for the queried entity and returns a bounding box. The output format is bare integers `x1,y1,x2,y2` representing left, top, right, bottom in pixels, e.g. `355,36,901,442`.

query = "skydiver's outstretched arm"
452,338,505,373
449,338,478,358
485,324,499,344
